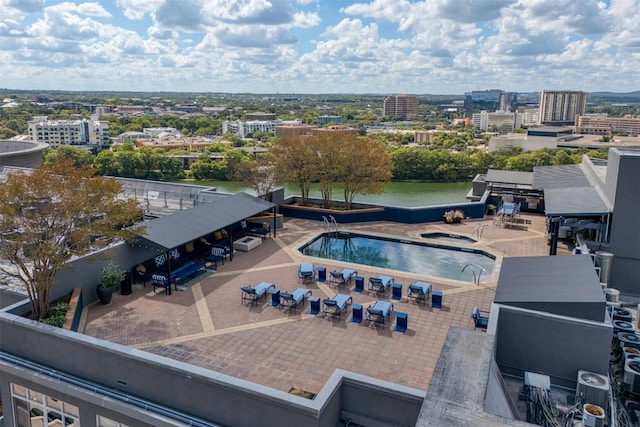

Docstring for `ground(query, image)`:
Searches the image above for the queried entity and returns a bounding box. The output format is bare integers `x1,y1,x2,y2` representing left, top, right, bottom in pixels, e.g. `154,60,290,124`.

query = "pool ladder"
323,215,339,237
462,264,487,285
472,224,488,240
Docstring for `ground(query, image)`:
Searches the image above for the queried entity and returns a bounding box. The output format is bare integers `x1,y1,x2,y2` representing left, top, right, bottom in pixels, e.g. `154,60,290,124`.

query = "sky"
1,0,639,95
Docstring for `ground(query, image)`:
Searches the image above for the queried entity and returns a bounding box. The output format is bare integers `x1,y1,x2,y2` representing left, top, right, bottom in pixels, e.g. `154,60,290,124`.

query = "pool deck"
84,213,570,395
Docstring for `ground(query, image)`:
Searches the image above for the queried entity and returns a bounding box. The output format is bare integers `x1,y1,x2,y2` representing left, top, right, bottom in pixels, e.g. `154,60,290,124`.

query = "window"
96,415,129,427
11,383,80,427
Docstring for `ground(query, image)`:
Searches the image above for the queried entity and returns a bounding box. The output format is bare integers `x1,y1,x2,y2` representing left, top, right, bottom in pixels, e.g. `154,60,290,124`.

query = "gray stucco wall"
0,311,423,427
495,307,612,388
607,150,640,292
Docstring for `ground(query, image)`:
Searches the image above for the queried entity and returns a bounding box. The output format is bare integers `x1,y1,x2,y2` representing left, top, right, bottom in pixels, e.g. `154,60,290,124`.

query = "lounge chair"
322,293,353,318
329,268,357,288
280,288,312,312
241,282,275,306
298,263,315,284
368,275,394,295
407,281,431,305
471,307,490,330
366,301,393,327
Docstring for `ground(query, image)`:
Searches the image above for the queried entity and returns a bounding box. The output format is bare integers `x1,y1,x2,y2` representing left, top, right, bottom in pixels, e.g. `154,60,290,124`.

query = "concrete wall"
606,150,640,292
280,197,486,224
495,306,612,388
0,310,423,427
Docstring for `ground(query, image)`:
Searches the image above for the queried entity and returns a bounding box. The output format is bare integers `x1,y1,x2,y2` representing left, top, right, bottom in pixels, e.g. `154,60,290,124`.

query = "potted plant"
453,210,465,223
486,204,496,215
443,210,455,224
96,261,125,305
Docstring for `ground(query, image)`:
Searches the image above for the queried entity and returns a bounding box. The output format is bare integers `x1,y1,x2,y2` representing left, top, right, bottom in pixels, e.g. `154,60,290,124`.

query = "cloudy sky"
1,0,638,94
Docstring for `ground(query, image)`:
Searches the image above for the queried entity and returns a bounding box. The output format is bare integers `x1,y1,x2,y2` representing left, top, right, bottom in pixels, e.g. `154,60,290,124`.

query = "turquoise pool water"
299,232,494,283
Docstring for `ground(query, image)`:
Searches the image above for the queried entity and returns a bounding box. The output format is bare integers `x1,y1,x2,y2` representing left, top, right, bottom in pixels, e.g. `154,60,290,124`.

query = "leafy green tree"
0,159,143,319
233,154,278,200
270,135,318,205
44,146,95,168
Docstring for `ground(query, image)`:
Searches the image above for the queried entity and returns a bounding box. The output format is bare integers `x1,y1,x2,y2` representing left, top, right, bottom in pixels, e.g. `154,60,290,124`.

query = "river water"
184,180,471,207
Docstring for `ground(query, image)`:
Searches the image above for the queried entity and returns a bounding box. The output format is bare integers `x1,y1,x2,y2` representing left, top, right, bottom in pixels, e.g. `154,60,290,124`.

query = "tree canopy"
0,159,144,319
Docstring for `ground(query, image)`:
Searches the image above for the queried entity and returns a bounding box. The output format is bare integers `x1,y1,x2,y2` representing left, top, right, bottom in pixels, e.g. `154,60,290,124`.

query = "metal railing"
462,264,487,285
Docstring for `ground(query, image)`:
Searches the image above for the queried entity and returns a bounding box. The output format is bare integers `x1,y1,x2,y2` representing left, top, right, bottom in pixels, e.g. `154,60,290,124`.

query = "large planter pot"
96,284,114,305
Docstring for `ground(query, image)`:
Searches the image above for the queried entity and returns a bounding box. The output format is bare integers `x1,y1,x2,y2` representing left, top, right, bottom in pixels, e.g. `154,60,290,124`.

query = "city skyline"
1,0,639,95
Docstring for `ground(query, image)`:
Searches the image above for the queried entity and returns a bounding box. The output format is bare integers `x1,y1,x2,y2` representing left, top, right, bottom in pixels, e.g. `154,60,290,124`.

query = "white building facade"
28,115,110,148
222,120,301,138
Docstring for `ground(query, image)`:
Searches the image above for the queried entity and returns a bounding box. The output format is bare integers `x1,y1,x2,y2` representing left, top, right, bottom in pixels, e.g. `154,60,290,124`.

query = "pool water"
300,232,495,283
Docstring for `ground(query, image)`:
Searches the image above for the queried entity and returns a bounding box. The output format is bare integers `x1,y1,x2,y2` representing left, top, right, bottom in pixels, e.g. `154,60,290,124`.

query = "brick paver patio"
84,213,568,395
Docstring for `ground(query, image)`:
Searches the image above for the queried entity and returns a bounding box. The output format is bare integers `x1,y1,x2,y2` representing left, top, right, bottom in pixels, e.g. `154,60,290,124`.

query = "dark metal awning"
485,169,533,186
544,187,610,216
135,192,275,250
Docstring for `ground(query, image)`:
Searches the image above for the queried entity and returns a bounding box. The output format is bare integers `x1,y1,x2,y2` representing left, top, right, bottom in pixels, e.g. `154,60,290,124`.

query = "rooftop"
83,212,566,396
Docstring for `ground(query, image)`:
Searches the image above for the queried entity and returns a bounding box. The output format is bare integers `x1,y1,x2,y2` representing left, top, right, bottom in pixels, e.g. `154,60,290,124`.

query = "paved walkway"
84,213,570,395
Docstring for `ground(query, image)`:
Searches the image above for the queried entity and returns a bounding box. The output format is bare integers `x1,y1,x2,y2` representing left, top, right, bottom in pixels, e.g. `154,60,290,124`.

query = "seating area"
368,275,394,295
322,293,353,318
407,281,431,305
241,282,275,306
329,268,357,288
471,307,490,330
298,263,315,284
493,201,521,228
247,221,271,239
150,260,206,294
279,288,312,312
366,301,393,327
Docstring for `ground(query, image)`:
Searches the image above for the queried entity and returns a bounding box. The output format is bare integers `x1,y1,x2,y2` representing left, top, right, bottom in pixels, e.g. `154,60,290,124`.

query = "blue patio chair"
471,307,490,330
322,293,353,318
329,268,357,288
298,263,315,284
366,301,393,327
241,282,275,306
368,275,394,295
407,281,431,305
152,274,170,295
279,288,312,312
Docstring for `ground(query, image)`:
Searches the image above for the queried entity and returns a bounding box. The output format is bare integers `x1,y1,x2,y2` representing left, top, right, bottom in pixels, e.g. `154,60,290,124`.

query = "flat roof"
136,192,275,250
544,186,610,216
485,169,533,186
495,256,604,304
533,164,591,189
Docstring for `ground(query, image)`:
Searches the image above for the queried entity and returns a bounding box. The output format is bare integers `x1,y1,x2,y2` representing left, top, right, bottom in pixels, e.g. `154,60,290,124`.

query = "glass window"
96,415,129,427
10,383,80,427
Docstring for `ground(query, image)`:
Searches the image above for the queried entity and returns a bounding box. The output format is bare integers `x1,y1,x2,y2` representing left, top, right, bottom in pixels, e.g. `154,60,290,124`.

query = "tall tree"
339,136,393,210
0,159,143,319
270,136,318,205
233,154,278,200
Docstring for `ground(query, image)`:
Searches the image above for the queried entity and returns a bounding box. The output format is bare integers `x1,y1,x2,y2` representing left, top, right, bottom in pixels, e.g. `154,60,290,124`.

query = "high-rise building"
464,90,513,118
383,95,418,119
538,90,587,126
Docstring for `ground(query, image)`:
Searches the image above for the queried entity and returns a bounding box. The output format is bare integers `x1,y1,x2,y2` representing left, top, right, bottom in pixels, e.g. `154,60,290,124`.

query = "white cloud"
0,0,639,93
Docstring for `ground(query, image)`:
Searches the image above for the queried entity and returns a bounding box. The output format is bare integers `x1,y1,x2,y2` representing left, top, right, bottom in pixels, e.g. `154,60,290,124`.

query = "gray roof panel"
495,256,604,304
137,192,275,250
533,164,591,189
544,187,609,216
485,169,533,186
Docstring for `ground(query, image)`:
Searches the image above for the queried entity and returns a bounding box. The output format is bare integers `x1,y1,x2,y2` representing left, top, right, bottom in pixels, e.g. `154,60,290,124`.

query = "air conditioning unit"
623,360,640,395
614,320,635,334
576,371,609,410
618,332,640,350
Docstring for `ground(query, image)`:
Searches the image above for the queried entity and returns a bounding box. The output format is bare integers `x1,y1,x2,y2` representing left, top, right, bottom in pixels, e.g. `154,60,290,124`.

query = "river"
180,180,472,207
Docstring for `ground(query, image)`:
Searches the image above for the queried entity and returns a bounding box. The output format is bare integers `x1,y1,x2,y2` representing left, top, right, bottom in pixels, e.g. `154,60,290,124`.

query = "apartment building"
222,120,301,138
27,116,110,148
538,90,587,126
575,114,640,136
463,90,516,118
472,110,522,133
383,95,419,119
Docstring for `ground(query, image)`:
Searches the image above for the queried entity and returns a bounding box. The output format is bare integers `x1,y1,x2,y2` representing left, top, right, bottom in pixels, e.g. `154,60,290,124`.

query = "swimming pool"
299,232,495,283
421,232,477,244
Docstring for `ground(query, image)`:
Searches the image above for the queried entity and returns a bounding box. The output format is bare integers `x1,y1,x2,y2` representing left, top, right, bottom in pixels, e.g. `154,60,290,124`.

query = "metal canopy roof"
533,164,591,190
495,256,604,305
485,169,533,186
544,186,609,216
136,192,275,250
